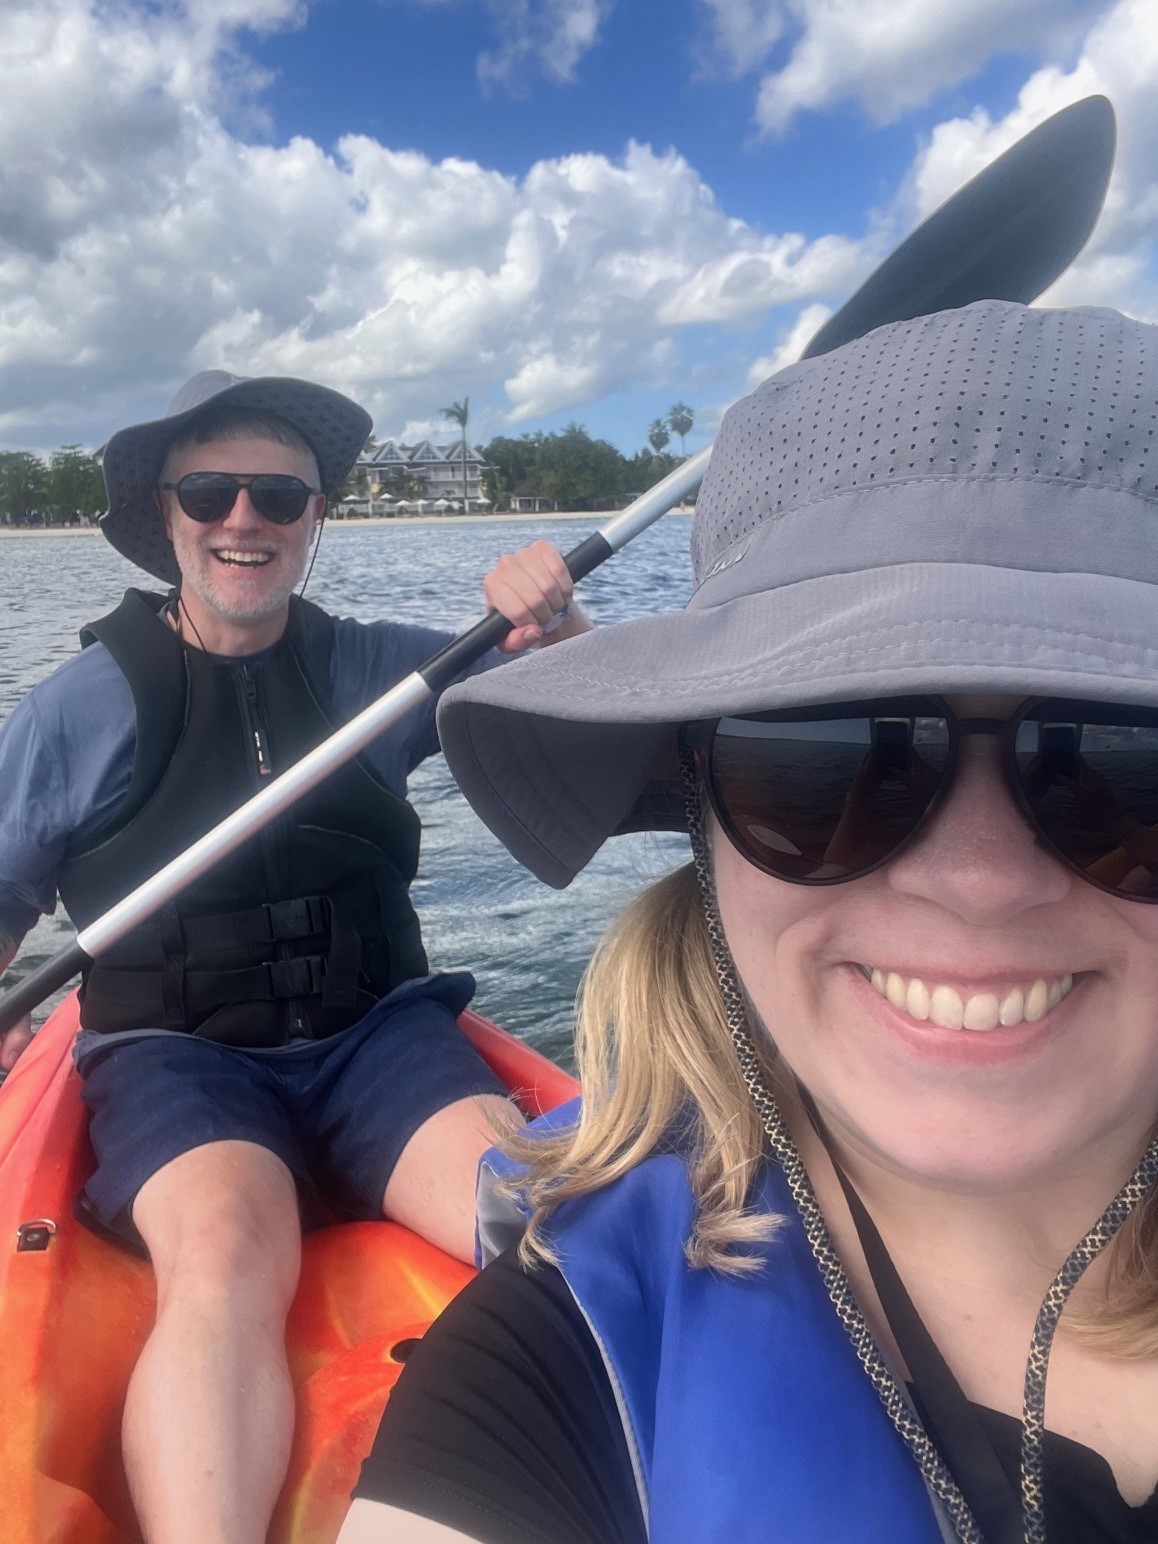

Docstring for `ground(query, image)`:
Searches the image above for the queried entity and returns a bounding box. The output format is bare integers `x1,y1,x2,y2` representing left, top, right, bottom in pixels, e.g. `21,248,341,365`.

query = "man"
0,370,590,1544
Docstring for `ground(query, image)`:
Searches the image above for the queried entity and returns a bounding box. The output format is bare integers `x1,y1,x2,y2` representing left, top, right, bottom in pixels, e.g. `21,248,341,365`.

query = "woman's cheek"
710,833,829,1039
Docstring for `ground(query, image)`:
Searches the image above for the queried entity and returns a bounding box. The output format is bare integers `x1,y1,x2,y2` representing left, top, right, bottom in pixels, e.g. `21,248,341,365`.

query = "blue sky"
2,0,1155,456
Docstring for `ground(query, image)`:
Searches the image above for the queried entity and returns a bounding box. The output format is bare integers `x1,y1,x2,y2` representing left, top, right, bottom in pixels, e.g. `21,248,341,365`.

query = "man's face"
159,435,323,623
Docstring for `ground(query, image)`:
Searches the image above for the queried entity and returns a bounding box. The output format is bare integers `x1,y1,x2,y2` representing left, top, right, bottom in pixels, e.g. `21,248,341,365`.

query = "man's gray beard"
181,548,309,622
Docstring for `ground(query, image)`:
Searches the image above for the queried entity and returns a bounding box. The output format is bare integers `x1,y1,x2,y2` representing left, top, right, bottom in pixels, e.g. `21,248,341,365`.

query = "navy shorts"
75,972,507,1251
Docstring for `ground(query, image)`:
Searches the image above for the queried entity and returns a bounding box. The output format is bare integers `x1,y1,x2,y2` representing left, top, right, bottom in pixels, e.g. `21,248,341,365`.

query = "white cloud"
901,0,1158,319
0,1,877,447
745,300,831,385
695,0,784,80
707,0,1106,136
477,0,611,90
3,0,1153,459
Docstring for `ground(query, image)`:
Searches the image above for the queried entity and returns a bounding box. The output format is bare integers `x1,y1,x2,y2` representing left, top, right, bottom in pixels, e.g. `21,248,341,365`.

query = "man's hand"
0,1012,32,1073
482,540,594,653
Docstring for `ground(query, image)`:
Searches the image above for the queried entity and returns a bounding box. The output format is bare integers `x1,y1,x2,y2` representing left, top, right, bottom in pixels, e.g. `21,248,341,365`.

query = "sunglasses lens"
709,703,951,882
174,474,312,524
1014,704,1158,899
176,474,239,523
248,475,312,524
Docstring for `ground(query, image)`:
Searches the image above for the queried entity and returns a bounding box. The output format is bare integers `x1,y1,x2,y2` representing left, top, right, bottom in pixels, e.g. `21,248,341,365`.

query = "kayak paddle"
0,94,1116,1038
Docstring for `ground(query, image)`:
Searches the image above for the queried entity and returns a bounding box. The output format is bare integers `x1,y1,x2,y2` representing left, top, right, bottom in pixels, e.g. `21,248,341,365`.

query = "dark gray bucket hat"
438,299,1158,888
100,370,372,584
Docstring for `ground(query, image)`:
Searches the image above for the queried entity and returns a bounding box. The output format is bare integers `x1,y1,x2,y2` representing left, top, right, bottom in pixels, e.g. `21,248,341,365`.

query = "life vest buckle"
264,955,326,999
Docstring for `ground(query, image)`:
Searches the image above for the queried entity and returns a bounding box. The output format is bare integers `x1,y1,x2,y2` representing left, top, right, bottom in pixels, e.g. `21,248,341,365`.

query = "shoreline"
0,509,694,538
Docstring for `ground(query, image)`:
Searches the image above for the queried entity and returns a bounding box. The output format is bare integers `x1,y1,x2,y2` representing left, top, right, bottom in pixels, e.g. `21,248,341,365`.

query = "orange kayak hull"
0,997,577,1543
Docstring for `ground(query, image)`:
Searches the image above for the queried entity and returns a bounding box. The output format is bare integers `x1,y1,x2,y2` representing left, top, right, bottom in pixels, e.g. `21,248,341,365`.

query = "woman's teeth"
865,967,1074,1030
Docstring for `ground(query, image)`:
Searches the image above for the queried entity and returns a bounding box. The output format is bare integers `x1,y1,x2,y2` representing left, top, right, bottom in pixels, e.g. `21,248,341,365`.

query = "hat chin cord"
677,741,1158,1544
297,508,326,600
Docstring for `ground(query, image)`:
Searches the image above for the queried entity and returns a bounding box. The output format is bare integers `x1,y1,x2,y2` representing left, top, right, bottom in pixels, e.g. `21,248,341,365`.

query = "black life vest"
57,589,429,1046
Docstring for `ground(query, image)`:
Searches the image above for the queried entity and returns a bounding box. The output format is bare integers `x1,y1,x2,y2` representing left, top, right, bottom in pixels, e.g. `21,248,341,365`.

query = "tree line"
481,425,686,509
0,402,698,523
0,447,106,526
481,404,697,510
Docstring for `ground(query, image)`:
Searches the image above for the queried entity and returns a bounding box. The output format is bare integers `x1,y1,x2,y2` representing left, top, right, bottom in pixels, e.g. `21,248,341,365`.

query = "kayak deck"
0,995,577,1543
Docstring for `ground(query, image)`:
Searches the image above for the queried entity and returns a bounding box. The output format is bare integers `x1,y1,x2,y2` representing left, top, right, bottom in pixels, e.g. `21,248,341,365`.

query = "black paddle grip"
0,940,88,1038
419,531,614,696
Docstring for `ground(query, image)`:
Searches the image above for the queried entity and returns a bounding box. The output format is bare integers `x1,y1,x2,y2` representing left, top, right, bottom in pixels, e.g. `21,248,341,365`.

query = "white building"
357,439,490,509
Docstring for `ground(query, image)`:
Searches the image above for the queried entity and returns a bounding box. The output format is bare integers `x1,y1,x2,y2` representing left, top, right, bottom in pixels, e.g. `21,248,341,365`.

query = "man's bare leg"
383,1094,524,1263
126,1140,302,1544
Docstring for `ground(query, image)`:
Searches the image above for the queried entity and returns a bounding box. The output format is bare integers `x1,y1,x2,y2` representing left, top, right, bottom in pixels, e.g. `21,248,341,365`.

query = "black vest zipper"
236,665,304,1037
238,665,273,777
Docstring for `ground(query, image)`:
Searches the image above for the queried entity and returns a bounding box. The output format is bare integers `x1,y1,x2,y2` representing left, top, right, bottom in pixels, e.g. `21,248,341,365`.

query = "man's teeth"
213,549,273,566
866,967,1074,1031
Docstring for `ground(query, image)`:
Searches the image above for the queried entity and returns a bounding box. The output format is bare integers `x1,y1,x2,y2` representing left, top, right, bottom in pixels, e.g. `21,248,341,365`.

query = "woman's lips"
845,962,1083,1066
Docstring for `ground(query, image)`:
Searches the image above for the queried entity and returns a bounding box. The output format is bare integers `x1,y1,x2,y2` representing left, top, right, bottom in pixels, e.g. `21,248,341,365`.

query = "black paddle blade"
801,94,1116,361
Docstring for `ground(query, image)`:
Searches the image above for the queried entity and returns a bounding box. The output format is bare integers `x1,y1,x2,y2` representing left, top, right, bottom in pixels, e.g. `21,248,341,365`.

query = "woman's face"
713,696,1158,1193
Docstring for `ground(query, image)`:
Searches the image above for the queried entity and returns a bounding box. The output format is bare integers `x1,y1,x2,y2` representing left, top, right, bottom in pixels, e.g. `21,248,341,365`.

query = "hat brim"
437,561,1158,888
100,377,372,583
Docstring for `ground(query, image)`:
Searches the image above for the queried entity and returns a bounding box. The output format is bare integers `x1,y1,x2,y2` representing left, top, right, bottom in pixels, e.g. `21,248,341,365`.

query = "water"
0,519,693,1063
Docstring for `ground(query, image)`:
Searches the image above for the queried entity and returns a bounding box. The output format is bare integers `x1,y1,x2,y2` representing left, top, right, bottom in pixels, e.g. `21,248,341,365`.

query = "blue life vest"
479,1100,956,1542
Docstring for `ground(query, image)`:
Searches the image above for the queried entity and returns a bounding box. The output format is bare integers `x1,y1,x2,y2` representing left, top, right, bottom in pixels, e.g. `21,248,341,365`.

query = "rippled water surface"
0,520,693,1061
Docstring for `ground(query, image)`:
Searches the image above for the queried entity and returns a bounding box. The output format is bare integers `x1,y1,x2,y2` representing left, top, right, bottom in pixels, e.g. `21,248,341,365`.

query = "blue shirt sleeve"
0,646,135,947
328,617,504,796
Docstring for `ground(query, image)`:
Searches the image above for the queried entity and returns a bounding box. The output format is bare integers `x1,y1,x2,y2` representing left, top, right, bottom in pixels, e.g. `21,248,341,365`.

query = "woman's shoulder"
479,1100,797,1298
478,1100,705,1274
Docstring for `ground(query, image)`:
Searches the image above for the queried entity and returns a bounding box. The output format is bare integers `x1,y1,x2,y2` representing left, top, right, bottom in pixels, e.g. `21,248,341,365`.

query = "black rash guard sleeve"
352,1248,647,1544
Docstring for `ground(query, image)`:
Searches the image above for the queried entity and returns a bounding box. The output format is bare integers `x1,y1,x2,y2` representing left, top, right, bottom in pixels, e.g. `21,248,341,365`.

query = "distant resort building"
343,438,492,516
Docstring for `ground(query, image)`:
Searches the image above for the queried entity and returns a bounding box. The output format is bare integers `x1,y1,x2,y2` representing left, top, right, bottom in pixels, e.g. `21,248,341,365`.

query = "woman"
341,300,1158,1543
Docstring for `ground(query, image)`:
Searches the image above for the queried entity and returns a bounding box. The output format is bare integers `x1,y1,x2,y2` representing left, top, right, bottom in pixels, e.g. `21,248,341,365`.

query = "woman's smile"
842,959,1088,1070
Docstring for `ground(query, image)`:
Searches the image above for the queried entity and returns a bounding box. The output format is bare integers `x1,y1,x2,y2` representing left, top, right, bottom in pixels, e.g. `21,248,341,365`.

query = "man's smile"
208,546,277,568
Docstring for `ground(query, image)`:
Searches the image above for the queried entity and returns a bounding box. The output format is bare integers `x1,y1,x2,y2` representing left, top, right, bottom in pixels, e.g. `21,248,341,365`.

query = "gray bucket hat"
438,299,1158,888
100,370,372,585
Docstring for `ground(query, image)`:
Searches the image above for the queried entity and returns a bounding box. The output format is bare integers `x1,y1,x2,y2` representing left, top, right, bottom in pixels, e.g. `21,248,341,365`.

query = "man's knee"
132,1139,302,1313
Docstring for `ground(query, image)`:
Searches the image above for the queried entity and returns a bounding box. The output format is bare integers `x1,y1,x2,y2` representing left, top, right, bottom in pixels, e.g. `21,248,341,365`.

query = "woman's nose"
885,735,1071,922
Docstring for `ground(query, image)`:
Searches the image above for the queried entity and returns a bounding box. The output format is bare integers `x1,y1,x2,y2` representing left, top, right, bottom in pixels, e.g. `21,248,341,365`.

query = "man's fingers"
485,560,562,626
0,1016,33,1072
498,625,545,655
483,542,574,629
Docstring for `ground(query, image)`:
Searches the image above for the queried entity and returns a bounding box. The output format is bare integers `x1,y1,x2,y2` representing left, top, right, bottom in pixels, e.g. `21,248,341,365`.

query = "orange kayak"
0,995,578,1544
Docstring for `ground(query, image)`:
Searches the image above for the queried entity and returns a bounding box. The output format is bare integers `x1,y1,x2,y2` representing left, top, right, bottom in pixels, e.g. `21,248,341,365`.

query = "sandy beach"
0,509,692,538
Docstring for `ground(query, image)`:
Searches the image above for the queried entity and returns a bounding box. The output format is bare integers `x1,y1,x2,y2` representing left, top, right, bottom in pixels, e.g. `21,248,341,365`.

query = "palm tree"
441,397,471,510
647,418,671,456
667,402,694,457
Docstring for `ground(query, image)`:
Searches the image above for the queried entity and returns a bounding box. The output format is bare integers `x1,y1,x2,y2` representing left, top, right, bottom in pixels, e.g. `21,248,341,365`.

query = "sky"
3,0,1156,458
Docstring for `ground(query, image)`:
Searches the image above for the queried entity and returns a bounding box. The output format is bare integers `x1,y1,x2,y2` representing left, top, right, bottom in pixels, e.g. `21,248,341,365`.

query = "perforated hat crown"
437,300,1158,888
689,300,1156,603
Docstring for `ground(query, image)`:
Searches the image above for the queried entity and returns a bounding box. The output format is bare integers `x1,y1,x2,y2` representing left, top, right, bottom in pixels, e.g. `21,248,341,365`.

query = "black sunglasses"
160,472,321,526
688,696,1158,903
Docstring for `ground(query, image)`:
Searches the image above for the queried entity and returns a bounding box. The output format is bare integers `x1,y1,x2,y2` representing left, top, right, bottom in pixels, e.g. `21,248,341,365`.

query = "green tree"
483,433,540,509
440,397,471,508
46,445,105,525
647,418,671,456
666,402,694,457
0,451,49,525
481,427,686,511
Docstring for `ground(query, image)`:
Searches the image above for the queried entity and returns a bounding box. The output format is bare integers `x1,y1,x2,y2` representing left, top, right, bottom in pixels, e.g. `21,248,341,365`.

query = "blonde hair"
508,863,1158,1357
